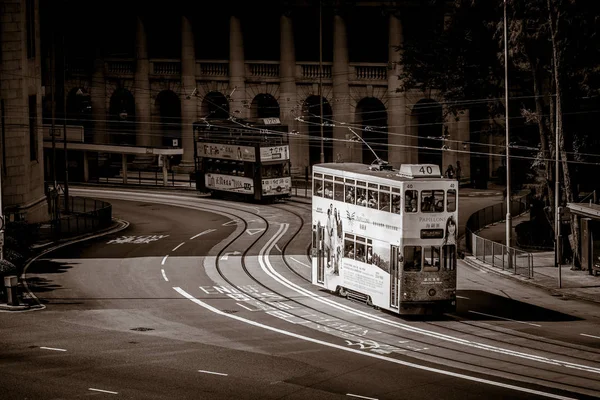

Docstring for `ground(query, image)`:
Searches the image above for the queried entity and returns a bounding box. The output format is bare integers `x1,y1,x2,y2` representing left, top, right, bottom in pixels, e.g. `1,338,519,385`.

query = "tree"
396,0,600,269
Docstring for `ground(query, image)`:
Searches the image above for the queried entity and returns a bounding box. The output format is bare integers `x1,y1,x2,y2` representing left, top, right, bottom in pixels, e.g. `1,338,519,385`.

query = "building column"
229,15,247,119
387,10,412,167
442,105,458,175
332,12,350,162
134,16,153,166
280,12,301,175
179,15,197,170
91,48,107,145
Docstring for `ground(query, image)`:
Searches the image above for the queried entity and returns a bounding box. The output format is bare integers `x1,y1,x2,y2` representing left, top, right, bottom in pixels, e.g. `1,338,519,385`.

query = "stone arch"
154,90,182,150
250,93,280,119
108,88,136,145
355,97,388,165
200,91,229,119
412,99,443,168
303,95,333,166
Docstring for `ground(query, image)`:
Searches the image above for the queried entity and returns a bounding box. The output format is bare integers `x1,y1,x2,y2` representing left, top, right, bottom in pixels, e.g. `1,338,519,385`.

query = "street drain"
130,327,154,332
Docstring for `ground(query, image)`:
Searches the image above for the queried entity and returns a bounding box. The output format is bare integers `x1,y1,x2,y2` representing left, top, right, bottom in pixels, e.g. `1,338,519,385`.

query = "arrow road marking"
246,228,265,236
220,251,241,260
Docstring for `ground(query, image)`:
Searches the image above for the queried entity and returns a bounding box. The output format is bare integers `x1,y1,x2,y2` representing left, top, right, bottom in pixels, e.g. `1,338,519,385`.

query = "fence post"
513,250,517,274
491,241,495,267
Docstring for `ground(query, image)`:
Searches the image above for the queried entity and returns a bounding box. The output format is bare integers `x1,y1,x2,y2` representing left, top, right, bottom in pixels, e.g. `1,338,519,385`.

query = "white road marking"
347,394,378,400
289,256,311,269
222,220,238,227
456,295,470,300
255,224,600,376
161,255,169,265
275,244,282,252
161,269,169,282
246,228,265,236
468,310,542,327
40,346,66,352
174,287,576,400
199,287,210,294
190,229,216,240
172,242,185,251
581,333,600,340
198,369,228,376
236,302,254,311
89,388,118,395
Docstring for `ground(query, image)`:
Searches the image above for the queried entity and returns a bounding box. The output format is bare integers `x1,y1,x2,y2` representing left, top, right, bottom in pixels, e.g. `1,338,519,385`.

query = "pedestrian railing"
465,192,534,279
49,196,113,238
472,235,534,278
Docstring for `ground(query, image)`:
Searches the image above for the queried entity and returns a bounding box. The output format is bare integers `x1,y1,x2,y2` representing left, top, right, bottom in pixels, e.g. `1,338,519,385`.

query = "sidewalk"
465,209,600,305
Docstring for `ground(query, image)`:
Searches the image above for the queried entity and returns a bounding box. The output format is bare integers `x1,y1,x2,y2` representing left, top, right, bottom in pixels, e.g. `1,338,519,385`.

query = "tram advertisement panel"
198,142,256,162
260,145,289,161
262,177,292,196
205,173,253,194
312,196,400,306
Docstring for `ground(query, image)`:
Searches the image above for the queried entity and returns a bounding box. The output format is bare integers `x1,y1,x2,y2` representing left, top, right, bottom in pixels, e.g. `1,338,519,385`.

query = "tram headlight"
428,288,436,297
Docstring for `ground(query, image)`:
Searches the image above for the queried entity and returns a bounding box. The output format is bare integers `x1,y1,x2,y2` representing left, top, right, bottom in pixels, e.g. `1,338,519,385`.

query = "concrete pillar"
387,10,412,167
134,16,153,155
332,12,350,162
229,15,247,119
180,15,197,169
91,49,107,145
280,13,301,175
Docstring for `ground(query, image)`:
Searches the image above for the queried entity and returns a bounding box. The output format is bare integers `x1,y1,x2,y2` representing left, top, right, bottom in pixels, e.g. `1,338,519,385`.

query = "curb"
11,218,131,312
461,256,600,306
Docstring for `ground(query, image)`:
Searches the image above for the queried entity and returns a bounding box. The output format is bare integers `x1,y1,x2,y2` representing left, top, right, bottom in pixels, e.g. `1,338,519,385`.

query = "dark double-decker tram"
193,117,292,202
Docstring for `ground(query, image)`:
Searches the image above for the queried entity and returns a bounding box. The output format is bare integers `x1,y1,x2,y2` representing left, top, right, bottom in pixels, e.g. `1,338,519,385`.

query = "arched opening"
250,93,280,119
201,91,229,119
303,95,333,166
355,97,388,165
413,99,443,168
66,87,92,142
108,88,136,145
155,90,182,151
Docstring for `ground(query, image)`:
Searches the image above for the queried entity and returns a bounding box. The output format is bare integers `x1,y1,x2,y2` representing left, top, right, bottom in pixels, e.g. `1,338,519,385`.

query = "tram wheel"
338,287,348,298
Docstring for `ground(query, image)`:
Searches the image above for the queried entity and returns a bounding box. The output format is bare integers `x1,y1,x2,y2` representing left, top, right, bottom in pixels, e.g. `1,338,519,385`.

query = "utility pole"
0,167,4,261
318,0,324,164
504,0,512,260
555,88,561,288
50,20,57,192
62,15,69,213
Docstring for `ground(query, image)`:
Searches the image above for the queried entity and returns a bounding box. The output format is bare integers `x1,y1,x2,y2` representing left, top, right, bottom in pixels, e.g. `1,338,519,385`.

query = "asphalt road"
0,189,598,400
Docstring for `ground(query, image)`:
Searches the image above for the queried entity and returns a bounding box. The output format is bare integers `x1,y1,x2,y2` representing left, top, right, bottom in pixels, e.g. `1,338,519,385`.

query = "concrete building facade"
0,0,48,223
43,1,502,184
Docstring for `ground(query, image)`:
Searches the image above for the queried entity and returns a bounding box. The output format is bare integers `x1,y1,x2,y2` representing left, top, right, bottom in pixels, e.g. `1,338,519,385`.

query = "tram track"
68,188,600,398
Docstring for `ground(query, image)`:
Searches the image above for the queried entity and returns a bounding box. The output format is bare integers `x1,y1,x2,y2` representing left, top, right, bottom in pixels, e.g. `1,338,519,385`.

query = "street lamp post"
319,0,324,164
504,0,512,259
555,91,562,288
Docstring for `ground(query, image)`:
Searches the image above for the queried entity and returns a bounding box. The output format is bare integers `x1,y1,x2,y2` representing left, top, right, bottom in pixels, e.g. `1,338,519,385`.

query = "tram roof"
313,162,453,183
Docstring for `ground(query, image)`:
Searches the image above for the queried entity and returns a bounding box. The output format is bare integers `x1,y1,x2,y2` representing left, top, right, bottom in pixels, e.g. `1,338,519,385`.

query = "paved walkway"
466,206,600,305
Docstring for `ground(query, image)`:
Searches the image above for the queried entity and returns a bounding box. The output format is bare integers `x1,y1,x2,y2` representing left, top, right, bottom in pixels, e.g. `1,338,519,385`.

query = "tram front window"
403,246,422,272
262,164,284,178
422,246,441,272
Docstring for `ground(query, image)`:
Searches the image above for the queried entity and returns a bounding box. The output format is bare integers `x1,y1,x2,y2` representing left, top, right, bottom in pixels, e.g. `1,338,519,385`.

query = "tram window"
344,239,355,259
324,181,333,199
379,186,390,212
443,245,456,270
345,184,355,204
314,178,323,197
403,246,422,272
447,189,456,212
356,187,367,207
366,243,373,264
405,190,418,212
334,182,345,202
262,164,283,178
283,162,290,176
391,194,401,214
421,190,445,213
423,246,441,272
367,188,378,209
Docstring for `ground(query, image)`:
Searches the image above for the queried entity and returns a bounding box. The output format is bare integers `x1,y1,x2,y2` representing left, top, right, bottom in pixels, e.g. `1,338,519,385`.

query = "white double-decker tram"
311,162,458,315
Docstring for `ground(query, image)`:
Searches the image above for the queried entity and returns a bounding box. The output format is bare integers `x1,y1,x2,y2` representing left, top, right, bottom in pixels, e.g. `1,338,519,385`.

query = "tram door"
314,223,325,283
390,245,399,308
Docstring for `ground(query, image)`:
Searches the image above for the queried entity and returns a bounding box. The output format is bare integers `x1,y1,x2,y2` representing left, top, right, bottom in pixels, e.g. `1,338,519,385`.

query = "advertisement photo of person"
443,215,457,246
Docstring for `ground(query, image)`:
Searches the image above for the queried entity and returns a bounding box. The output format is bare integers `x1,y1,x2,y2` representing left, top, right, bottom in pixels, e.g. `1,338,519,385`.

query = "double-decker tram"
193,117,292,202
311,162,458,315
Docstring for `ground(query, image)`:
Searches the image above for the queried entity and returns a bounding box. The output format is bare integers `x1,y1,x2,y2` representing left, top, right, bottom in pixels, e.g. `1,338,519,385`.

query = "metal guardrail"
50,195,113,237
465,193,535,278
